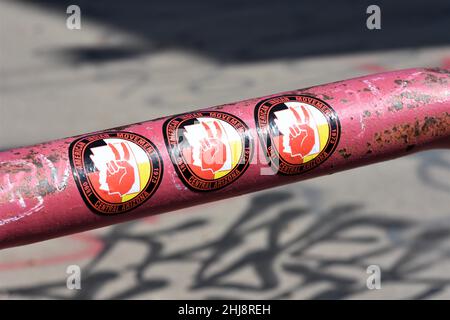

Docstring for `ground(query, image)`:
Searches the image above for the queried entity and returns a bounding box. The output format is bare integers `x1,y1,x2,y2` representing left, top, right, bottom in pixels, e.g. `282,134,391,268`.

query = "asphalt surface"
0,0,450,299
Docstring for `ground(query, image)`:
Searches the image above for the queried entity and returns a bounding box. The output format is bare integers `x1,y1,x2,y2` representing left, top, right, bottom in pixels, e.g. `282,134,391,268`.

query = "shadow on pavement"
3,187,450,299
2,1,450,299
16,0,450,64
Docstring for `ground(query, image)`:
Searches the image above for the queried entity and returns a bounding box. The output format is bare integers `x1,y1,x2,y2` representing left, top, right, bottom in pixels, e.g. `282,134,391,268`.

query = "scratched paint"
0,152,70,226
0,68,449,249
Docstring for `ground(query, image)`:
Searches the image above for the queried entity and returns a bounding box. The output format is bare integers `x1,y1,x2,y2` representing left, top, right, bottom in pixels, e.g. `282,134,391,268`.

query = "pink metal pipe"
0,68,449,249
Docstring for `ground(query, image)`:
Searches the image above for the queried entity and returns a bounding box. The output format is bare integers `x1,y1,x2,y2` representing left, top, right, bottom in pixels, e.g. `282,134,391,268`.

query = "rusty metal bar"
0,68,449,249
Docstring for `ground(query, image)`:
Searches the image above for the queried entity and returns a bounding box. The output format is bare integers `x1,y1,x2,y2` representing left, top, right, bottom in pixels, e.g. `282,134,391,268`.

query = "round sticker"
69,131,163,215
163,111,252,191
255,95,340,175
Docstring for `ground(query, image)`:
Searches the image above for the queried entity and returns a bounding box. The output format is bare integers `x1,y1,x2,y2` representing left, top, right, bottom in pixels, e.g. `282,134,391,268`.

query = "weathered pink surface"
1,68,449,249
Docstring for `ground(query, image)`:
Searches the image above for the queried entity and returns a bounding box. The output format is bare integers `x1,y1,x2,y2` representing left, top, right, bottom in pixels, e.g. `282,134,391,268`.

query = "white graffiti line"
0,196,44,226
3,174,14,203
16,192,26,208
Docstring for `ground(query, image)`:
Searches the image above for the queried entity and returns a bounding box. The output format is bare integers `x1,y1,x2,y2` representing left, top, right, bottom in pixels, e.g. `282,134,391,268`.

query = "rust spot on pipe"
338,148,352,159
388,91,433,113
394,79,410,87
366,142,373,154
424,67,450,75
373,112,450,147
424,73,448,85
363,110,372,118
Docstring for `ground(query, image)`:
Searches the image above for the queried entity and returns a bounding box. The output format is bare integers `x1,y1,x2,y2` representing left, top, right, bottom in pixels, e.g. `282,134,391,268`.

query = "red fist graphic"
105,142,135,196
287,106,315,158
199,121,227,173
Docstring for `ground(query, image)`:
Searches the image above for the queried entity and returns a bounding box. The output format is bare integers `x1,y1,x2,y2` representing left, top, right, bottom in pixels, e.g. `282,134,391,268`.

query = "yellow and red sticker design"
255,95,340,175
163,111,252,191
69,132,163,215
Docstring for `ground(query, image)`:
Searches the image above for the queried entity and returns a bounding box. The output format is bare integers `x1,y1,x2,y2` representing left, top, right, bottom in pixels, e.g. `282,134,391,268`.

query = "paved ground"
0,0,450,299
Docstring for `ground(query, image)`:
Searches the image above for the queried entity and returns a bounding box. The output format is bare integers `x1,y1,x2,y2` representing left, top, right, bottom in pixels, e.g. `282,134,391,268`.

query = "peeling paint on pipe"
0,68,449,249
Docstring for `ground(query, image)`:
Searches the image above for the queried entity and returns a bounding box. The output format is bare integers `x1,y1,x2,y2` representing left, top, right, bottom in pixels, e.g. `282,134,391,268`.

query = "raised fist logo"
287,106,315,158
104,142,135,196
255,95,339,175
199,121,227,173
